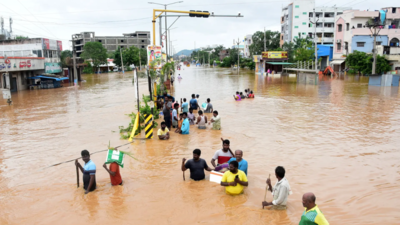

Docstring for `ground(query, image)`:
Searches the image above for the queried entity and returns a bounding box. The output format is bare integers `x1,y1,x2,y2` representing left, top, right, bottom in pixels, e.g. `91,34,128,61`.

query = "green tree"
80,42,107,72
249,30,280,56
16,35,28,40
60,50,72,68
114,46,147,69
293,37,315,62
282,42,295,62
345,51,368,75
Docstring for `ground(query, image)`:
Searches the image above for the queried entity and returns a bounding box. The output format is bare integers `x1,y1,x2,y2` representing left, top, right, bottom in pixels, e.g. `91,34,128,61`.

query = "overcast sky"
0,0,397,53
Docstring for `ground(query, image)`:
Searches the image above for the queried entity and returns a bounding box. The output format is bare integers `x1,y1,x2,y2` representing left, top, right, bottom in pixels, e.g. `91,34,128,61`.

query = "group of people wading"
75,72,329,225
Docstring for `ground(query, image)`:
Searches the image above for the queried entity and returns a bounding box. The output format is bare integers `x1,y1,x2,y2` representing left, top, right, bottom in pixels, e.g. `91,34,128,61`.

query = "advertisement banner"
262,51,288,59
57,41,63,51
45,62,62,73
42,38,59,50
147,45,162,69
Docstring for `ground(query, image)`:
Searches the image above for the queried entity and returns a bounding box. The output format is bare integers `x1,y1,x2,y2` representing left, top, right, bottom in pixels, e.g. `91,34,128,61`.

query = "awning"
266,62,295,65
330,60,345,65
28,75,68,81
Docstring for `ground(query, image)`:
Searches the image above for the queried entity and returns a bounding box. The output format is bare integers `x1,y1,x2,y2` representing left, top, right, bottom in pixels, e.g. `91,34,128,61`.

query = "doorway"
10,77,17,92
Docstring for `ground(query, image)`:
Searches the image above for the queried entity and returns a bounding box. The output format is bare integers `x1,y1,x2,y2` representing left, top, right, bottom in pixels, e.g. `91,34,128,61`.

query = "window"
282,17,284,22
338,24,342,32
295,5,299,8
309,12,313,17
357,23,362,28
303,22,307,25
141,46,145,48
120,40,124,43
345,42,348,50
294,36,299,39
393,8,396,13
357,42,365,47
302,32,306,35
295,26,299,28
98,40,102,42
141,40,144,43
282,36,284,40
346,23,349,31
337,42,341,50
37,50,42,57
303,12,307,15
376,42,382,45
295,15,299,18
337,12,343,15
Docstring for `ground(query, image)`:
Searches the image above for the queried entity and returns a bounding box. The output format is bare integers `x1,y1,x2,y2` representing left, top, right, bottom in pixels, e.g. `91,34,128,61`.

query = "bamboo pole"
263,174,271,208
76,164,80,188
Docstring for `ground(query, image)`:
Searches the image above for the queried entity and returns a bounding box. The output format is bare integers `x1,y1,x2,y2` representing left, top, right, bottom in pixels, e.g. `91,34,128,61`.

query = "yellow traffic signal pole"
152,9,210,45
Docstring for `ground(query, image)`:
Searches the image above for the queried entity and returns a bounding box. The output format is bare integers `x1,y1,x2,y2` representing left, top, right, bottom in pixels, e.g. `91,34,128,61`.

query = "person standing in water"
211,139,234,167
180,112,190,135
75,150,96,194
220,161,248,195
299,193,330,225
196,110,208,129
187,108,196,125
182,149,213,181
190,94,200,110
181,98,189,113
103,161,123,186
204,98,213,113
210,110,221,130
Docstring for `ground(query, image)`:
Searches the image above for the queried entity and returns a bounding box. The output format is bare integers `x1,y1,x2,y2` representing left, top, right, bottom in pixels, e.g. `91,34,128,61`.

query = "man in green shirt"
299,192,329,225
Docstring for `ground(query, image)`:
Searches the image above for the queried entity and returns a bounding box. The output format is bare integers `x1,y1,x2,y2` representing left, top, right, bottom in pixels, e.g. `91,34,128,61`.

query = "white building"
244,34,253,58
280,0,351,46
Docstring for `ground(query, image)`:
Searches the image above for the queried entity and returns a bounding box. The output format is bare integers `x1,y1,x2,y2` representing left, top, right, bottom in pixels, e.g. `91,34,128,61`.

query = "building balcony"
321,17,335,23
316,27,334,33
322,37,334,42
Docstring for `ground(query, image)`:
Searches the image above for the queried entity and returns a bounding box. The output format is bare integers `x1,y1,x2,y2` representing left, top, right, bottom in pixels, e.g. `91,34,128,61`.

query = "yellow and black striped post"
144,114,153,139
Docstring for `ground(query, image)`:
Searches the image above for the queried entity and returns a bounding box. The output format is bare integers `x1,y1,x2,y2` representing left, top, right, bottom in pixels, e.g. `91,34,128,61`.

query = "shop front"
0,57,45,92
262,51,289,73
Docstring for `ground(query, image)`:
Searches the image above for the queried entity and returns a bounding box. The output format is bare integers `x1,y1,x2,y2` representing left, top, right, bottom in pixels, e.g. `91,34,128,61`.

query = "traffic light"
189,10,209,18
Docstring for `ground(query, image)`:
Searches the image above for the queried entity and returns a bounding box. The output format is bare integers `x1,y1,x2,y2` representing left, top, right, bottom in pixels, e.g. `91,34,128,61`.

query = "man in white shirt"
262,166,292,210
211,139,234,167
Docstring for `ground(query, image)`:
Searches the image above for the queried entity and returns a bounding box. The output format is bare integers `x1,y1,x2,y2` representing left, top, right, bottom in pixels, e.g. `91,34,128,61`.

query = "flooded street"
1,67,400,224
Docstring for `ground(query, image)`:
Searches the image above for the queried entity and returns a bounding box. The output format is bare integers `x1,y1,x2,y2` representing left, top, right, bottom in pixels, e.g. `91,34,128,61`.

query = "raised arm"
181,158,188,171
103,163,116,176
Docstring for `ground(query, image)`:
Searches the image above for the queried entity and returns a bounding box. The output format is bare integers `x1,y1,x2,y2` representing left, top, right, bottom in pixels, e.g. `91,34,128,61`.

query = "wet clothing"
178,120,183,129
184,158,209,181
157,95,175,102
163,101,172,116
197,115,206,129
204,103,213,113
211,115,221,130
227,158,248,175
172,109,178,127
272,177,292,206
188,112,195,125
221,170,248,195
235,95,241,101
83,160,96,192
157,128,169,136
190,98,198,110
164,117,171,129
181,102,189,113
299,205,329,225
212,149,234,165
248,94,254,98
181,118,190,134
109,162,122,186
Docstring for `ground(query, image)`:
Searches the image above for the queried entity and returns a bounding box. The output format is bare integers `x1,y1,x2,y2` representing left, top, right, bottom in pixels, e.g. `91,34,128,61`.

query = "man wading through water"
75,150,96,194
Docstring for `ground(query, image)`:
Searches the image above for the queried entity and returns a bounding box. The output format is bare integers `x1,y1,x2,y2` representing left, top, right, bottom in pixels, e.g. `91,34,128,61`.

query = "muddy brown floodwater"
1,67,400,224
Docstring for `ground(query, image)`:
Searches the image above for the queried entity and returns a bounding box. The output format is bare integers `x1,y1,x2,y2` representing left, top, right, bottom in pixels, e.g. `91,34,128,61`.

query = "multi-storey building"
332,7,400,71
0,38,63,92
280,0,351,46
72,31,151,58
244,34,253,58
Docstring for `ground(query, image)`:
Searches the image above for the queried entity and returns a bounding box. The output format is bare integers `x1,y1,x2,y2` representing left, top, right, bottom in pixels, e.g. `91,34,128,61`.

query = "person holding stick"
211,139,234,167
75,150,96,194
262,166,292,210
220,161,248,195
182,149,213,181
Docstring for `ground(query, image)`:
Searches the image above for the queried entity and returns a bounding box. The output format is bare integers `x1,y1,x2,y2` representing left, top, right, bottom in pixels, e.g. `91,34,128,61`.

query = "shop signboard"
57,41,63,51
45,62,62,73
262,51,288,60
42,38,59,50
147,45,162,69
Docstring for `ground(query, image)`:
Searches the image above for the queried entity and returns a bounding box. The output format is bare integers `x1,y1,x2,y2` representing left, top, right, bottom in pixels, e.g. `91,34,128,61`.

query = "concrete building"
244,34,253,58
231,45,245,57
72,31,151,58
280,0,351,46
332,8,400,71
0,38,63,92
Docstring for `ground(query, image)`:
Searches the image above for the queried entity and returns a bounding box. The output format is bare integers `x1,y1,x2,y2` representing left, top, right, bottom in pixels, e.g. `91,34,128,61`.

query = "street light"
148,1,183,59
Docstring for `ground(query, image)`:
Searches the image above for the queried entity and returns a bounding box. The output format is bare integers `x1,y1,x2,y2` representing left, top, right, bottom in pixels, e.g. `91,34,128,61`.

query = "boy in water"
233,91,241,101
75,150,97,194
175,113,183,133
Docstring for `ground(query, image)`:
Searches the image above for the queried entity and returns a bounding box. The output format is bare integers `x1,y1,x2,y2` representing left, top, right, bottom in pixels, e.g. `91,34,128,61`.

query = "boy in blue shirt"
227,150,248,175
180,112,190,135
75,150,96,194
189,94,199,110
181,98,189,113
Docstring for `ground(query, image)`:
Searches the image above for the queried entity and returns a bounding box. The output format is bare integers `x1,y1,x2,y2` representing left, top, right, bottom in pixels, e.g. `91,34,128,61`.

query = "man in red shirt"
103,162,123,186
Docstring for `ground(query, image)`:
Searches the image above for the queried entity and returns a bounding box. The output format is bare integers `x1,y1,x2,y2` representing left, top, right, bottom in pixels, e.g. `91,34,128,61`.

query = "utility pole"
372,27,377,74
309,8,319,74
165,5,168,60
139,50,142,71
120,47,125,74
264,27,266,52
71,35,78,85
235,38,240,73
